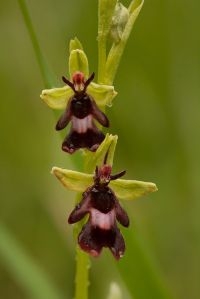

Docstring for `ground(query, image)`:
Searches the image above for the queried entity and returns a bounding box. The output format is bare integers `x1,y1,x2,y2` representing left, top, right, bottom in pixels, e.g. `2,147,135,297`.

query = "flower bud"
110,2,129,43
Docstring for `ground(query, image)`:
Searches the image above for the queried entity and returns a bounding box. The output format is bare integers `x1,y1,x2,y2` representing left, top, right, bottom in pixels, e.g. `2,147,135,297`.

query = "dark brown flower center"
71,95,92,118
90,187,115,213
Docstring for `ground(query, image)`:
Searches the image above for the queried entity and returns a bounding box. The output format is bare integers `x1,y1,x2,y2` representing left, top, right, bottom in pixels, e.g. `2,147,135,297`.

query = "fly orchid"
55,72,109,153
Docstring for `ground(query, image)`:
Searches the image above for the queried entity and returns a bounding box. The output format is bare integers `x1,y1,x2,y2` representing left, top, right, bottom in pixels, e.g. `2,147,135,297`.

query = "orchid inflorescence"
40,0,156,260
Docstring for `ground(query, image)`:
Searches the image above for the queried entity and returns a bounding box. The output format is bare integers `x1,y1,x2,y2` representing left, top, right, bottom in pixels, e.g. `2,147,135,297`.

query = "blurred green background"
0,0,200,298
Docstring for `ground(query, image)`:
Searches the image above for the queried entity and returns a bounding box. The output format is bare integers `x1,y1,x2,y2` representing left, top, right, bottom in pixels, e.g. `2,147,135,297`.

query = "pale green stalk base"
75,247,90,299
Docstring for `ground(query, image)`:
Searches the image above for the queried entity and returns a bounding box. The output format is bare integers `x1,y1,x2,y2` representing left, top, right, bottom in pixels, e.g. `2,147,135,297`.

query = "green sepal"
110,178,158,200
69,38,89,78
87,82,117,107
40,82,117,110
69,49,89,79
84,134,118,172
51,166,157,201
52,167,93,192
40,86,73,110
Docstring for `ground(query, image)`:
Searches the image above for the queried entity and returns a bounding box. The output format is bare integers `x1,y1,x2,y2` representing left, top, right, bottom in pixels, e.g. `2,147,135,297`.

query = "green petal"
40,86,73,110
110,178,158,200
51,167,93,192
87,82,117,107
84,134,118,172
69,49,89,78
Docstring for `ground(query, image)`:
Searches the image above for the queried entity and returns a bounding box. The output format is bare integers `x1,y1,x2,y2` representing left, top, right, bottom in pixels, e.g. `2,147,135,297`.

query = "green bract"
98,0,118,39
84,134,118,171
105,0,144,84
110,2,129,43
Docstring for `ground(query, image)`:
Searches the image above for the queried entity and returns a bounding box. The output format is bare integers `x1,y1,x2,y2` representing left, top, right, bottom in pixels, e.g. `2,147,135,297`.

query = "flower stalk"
41,1,147,298
18,1,165,299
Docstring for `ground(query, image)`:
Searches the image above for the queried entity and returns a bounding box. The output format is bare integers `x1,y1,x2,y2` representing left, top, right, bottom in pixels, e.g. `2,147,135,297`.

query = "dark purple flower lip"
55,72,109,154
68,163,129,259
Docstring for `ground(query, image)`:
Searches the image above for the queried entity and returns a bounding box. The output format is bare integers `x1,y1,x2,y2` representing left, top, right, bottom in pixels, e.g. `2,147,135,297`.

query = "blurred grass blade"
18,0,84,169
118,229,174,299
0,224,65,299
17,0,56,88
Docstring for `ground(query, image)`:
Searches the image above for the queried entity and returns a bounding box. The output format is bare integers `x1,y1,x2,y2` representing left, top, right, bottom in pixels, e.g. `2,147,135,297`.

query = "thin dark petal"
83,72,95,91
56,100,72,130
109,227,125,260
110,170,126,181
91,98,109,127
62,76,75,92
115,200,130,227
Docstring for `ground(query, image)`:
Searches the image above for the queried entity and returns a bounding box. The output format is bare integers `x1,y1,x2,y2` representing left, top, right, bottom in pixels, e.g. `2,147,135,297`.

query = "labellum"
56,72,109,154
68,162,129,260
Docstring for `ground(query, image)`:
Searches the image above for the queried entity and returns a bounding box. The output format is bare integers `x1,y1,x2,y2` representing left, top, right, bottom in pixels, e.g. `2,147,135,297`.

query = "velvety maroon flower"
68,164,129,260
56,72,109,154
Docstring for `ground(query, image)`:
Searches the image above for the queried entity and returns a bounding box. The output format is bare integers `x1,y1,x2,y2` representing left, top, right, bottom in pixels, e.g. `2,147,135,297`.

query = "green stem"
75,247,90,299
98,35,107,83
73,190,90,299
97,0,107,83
17,0,56,88
74,1,119,292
